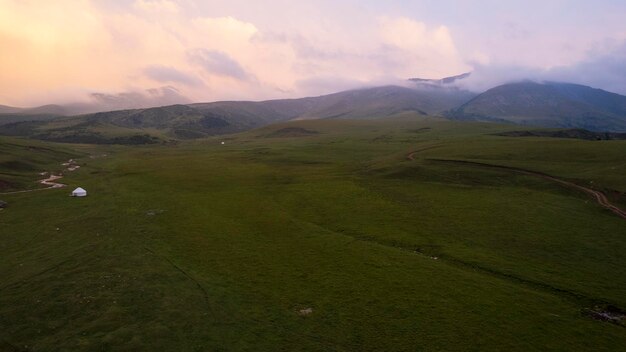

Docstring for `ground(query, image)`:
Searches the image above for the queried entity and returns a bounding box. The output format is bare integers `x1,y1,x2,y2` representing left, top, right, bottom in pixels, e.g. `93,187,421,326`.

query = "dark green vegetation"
0,113,62,127
1,116,626,351
448,82,626,131
497,128,626,140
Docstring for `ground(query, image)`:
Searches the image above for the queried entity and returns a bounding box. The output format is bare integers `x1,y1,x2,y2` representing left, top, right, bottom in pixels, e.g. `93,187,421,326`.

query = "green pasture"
1,117,625,351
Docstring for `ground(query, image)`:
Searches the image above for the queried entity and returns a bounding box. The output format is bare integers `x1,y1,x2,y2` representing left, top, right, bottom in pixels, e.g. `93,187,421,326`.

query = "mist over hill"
2,77,626,144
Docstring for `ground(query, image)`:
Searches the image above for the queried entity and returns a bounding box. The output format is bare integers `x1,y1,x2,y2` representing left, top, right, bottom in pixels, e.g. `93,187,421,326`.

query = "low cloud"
63,86,191,114
457,40,626,95
143,65,203,86
89,86,190,110
455,64,545,93
187,49,251,81
295,75,412,97
378,17,468,78
295,76,368,96
548,41,626,94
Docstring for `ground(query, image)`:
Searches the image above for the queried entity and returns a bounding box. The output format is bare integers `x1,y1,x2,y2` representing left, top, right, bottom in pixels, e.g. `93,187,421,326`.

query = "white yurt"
71,187,87,197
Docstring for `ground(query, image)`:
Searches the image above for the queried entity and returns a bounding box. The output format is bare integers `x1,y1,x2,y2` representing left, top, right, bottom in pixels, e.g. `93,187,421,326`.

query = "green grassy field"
0,137,84,192
1,116,625,351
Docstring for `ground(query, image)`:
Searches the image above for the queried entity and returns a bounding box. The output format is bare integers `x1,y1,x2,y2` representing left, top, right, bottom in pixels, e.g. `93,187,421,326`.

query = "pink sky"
1,0,625,108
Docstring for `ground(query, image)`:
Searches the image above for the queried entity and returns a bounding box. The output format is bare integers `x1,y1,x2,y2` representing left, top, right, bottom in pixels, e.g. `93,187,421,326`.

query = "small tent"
71,187,87,197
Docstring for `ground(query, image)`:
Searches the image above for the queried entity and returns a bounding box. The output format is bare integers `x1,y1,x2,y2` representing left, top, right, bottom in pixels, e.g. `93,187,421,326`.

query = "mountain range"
0,84,475,143
1,77,626,144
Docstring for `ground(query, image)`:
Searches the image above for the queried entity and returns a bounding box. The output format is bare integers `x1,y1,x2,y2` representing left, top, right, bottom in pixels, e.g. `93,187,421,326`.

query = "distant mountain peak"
447,81,626,132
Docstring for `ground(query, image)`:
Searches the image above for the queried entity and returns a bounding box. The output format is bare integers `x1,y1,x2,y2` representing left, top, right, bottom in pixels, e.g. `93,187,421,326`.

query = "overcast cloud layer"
0,0,625,108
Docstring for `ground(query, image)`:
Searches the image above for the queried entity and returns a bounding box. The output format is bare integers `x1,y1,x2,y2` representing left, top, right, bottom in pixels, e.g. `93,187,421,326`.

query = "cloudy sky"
1,0,625,109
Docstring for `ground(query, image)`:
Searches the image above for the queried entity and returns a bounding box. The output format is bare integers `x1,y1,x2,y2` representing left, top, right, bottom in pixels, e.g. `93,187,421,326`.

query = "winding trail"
0,159,82,195
407,149,626,219
38,174,66,189
406,145,441,160
0,173,67,195
0,154,85,195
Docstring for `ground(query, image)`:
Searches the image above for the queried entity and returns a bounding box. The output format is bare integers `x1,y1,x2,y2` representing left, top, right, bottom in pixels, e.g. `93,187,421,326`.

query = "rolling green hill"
4,80,626,145
0,86,474,144
448,82,626,131
1,116,625,350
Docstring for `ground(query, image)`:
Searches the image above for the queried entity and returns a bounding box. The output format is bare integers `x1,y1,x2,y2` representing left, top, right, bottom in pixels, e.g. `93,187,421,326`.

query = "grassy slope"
0,137,85,192
1,116,625,351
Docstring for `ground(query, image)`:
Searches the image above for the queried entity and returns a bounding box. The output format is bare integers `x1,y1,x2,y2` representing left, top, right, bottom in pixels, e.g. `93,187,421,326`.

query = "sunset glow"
1,0,625,108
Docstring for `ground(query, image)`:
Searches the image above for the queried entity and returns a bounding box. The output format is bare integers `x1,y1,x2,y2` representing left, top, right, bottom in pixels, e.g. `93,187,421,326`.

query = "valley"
3,1,626,350
1,116,625,351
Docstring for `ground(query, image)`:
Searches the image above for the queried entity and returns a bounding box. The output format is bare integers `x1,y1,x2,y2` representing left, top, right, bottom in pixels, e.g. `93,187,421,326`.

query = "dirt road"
424,157,626,219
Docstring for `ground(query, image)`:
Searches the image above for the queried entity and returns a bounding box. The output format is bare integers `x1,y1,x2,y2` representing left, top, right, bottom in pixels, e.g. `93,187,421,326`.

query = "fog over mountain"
455,42,626,96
